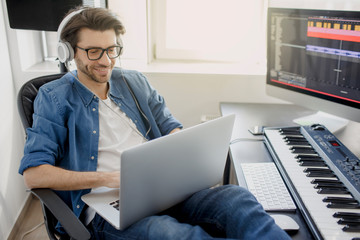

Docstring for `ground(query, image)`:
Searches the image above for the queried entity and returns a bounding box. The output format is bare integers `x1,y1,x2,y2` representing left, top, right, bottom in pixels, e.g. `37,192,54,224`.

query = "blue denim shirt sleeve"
19,83,68,174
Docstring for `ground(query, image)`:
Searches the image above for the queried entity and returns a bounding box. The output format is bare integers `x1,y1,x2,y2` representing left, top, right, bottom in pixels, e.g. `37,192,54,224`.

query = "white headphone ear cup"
57,41,74,63
65,42,75,61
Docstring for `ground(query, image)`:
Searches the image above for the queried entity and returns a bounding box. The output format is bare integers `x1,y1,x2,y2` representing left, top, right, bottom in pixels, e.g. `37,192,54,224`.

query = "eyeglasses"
75,45,122,60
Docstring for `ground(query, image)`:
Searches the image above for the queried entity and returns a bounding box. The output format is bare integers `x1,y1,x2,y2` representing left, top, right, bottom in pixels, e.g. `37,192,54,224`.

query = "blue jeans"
87,185,291,240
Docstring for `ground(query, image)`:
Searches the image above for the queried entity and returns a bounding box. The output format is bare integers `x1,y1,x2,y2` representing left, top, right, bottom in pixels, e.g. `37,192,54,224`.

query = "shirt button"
92,108,96,111
76,205,80,209
93,130,97,134
135,120,138,123
91,156,94,160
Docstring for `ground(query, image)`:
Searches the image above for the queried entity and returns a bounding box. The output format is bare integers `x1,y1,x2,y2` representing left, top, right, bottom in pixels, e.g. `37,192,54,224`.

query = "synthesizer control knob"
313,125,325,131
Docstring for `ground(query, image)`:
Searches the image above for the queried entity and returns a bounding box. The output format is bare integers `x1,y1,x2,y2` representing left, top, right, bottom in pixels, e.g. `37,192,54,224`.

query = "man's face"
74,28,118,84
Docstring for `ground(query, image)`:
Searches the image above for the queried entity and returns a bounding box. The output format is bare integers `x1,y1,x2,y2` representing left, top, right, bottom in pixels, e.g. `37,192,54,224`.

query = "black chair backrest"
17,73,65,130
17,73,67,240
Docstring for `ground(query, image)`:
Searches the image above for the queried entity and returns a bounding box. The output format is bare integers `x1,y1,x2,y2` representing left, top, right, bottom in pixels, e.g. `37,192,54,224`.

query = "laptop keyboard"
241,162,297,211
110,199,120,211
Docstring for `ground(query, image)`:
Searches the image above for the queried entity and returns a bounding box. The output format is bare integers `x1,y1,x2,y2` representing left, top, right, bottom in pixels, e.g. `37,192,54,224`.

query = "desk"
220,102,359,185
220,102,325,240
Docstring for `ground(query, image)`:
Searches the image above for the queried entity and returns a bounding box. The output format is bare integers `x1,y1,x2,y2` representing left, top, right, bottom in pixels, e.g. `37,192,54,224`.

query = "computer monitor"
6,0,107,31
266,7,360,132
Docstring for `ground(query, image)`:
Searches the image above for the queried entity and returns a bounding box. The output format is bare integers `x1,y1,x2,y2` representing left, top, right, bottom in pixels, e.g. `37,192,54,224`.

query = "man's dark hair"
60,7,126,48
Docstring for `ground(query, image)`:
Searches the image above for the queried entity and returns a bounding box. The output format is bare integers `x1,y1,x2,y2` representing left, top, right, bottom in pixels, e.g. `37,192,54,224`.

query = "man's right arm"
23,165,120,190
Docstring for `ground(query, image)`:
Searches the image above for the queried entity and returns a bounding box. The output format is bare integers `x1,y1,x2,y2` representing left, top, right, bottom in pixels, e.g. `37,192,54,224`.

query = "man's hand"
169,128,181,134
102,171,120,189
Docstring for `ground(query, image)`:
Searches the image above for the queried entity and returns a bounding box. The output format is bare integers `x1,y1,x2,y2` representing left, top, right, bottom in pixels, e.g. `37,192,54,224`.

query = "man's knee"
213,184,257,202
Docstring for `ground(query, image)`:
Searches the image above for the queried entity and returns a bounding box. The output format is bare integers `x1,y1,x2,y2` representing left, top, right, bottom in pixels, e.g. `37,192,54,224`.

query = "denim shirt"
19,68,182,221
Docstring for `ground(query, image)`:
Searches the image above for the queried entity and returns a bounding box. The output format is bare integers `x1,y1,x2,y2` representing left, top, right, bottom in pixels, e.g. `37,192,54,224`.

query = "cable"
21,221,45,240
120,69,152,137
230,126,294,145
230,138,264,145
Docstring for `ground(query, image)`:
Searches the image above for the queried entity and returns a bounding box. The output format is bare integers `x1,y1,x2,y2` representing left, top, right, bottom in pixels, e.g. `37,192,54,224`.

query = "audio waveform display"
268,9,360,107
306,45,360,59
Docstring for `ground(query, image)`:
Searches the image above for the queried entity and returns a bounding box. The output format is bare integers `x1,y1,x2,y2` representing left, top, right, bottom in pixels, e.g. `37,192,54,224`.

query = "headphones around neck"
56,8,124,63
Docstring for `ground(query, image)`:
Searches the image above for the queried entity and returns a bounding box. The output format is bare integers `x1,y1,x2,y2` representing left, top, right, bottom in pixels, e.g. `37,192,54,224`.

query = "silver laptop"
81,114,235,230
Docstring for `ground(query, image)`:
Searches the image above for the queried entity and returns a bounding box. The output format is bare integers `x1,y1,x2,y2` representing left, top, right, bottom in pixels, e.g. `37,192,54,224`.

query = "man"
19,7,291,239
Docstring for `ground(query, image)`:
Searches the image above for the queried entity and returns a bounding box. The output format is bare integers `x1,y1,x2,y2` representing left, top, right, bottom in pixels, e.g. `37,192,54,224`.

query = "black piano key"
307,172,336,177
297,159,324,163
299,161,327,167
338,218,360,225
280,127,301,131
323,197,357,203
279,129,301,135
283,137,305,142
284,136,307,140
291,148,317,154
290,146,313,151
315,182,345,188
283,135,309,140
317,188,349,194
297,158,324,162
343,225,360,232
286,140,311,146
311,179,341,184
304,167,332,172
327,203,360,209
296,155,323,160
334,212,360,219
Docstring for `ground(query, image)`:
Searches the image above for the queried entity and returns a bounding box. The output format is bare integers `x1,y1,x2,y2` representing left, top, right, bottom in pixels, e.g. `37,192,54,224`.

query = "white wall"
0,1,29,239
143,72,281,127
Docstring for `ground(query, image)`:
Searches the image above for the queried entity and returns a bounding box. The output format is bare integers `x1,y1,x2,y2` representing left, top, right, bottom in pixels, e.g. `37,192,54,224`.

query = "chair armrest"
30,188,91,240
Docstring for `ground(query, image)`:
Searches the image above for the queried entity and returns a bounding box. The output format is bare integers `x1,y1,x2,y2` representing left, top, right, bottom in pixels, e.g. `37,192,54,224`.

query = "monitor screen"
6,0,107,31
266,7,360,128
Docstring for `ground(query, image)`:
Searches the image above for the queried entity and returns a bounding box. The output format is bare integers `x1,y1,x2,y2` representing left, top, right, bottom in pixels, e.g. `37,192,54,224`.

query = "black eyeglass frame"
75,45,123,60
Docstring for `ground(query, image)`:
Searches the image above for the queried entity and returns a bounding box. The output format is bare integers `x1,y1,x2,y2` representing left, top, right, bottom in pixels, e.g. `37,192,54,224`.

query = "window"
150,0,267,68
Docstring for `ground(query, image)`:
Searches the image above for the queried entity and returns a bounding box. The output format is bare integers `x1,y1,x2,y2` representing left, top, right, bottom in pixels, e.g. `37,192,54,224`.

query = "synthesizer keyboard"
264,124,360,240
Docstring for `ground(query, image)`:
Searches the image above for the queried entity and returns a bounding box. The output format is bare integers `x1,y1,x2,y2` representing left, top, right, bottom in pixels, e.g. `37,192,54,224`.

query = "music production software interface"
268,9,360,108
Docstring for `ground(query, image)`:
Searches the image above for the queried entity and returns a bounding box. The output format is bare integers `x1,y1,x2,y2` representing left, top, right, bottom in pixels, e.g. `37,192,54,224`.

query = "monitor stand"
293,111,349,133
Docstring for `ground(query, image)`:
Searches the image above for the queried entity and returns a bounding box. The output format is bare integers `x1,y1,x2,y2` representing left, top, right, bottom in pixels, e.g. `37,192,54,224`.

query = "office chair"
17,73,91,240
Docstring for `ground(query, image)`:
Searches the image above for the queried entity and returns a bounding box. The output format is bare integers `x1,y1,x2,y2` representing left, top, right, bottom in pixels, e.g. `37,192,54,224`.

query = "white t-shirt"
85,96,147,225
97,97,146,172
